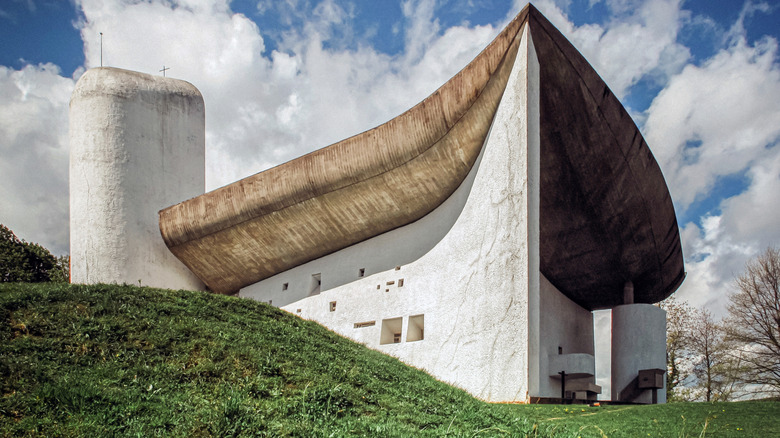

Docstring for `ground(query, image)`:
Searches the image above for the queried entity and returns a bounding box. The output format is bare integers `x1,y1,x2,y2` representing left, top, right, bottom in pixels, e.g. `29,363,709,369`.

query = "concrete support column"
611,303,666,403
69,67,205,290
623,280,634,304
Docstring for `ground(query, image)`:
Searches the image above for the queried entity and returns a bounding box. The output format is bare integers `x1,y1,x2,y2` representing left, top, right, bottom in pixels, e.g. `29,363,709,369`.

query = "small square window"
282,282,289,291
380,317,403,345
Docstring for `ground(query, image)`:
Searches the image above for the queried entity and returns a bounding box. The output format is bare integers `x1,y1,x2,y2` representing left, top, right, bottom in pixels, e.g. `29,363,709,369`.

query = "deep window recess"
359,268,365,277
407,314,424,342
380,317,403,345
329,301,337,312
309,273,321,296
282,282,288,291
354,321,376,328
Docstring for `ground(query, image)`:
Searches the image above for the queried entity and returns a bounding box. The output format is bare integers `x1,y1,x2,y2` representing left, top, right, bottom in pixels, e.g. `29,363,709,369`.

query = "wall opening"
354,321,376,328
282,282,288,291
380,317,403,345
329,301,337,312
359,268,365,277
309,273,321,296
407,314,424,342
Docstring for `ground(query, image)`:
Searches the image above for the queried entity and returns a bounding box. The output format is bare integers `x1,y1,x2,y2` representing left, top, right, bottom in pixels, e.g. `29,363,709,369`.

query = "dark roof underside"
530,8,685,310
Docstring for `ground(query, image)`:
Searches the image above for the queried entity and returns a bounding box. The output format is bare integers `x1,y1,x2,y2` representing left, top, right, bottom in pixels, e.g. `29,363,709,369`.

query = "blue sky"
1,1,779,318
1,0,779,401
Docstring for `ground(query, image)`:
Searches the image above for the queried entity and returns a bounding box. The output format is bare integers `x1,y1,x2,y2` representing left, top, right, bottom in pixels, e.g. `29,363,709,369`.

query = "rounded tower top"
71,67,203,105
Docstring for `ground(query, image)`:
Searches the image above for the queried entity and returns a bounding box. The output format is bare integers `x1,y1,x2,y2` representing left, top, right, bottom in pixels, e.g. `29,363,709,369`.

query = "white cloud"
645,35,780,210
0,63,74,254
646,2,780,317
528,0,690,99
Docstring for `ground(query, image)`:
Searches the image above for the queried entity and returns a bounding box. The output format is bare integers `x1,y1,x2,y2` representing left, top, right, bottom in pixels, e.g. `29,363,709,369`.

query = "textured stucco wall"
69,67,205,290
241,26,540,402
611,304,667,403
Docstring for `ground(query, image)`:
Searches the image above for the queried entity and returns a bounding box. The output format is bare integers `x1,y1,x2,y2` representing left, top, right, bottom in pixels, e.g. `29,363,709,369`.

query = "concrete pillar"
611,303,666,403
623,280,634,304
69,67,205,290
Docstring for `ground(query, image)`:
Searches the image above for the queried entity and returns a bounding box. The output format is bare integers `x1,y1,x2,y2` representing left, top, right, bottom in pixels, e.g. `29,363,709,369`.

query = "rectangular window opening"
359,268,365,277
380,317,403,345
407,314,424,342
354,321,376,329
282,282,289,291
398,278,404,287
309,273,321,296
329,301,337,312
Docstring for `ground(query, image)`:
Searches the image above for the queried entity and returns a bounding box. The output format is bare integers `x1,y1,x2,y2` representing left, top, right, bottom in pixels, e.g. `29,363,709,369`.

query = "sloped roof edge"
159,6,531,294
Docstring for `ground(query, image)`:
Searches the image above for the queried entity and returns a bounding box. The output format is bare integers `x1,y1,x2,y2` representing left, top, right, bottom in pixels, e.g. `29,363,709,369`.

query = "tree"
662,297,697,401
724,246,780,395
0,224,67,283
689,309,743,401
662,298,745,401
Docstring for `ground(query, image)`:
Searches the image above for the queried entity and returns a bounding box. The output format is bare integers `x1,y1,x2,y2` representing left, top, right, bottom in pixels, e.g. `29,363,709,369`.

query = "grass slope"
1,283,778,437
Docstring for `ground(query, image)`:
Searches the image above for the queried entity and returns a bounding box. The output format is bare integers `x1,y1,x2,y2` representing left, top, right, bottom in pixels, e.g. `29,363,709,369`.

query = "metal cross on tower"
159,66,170,77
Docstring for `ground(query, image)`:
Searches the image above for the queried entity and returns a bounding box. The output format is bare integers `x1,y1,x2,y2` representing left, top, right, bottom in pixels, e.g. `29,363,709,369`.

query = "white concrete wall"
242,25,541,402
538,275,596,398
611,304,667,403
69,67,205,291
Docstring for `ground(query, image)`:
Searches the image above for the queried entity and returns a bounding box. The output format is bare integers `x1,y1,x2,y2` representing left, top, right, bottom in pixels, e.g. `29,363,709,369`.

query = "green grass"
1,283,778,437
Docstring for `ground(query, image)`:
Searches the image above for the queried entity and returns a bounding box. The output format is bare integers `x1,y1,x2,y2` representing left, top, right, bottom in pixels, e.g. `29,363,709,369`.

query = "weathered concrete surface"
70,67,205,290
530,9,685,309
611,304,667,403
242,24,540,402
160,5,683,311
158,8,530,295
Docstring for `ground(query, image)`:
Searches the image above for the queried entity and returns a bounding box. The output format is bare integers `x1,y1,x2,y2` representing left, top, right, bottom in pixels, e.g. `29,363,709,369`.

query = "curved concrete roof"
529,9,684,309
159,4,684,308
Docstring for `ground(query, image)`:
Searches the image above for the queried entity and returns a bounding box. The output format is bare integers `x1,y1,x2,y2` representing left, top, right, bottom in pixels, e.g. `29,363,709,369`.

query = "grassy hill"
1,283,778,437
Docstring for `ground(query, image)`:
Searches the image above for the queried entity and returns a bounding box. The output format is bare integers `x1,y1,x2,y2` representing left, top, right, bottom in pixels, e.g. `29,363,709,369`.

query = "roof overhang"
159,4,684,309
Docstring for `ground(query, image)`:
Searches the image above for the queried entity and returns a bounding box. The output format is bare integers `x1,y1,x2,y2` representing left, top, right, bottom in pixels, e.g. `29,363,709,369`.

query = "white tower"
69,67,205,290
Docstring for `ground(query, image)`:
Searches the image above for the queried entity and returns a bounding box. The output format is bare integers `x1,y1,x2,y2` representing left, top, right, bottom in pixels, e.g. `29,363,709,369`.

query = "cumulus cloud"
73,0,502,189
644,2,780,316
0,63,73,254
527,0,690,99
645,34,780,210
